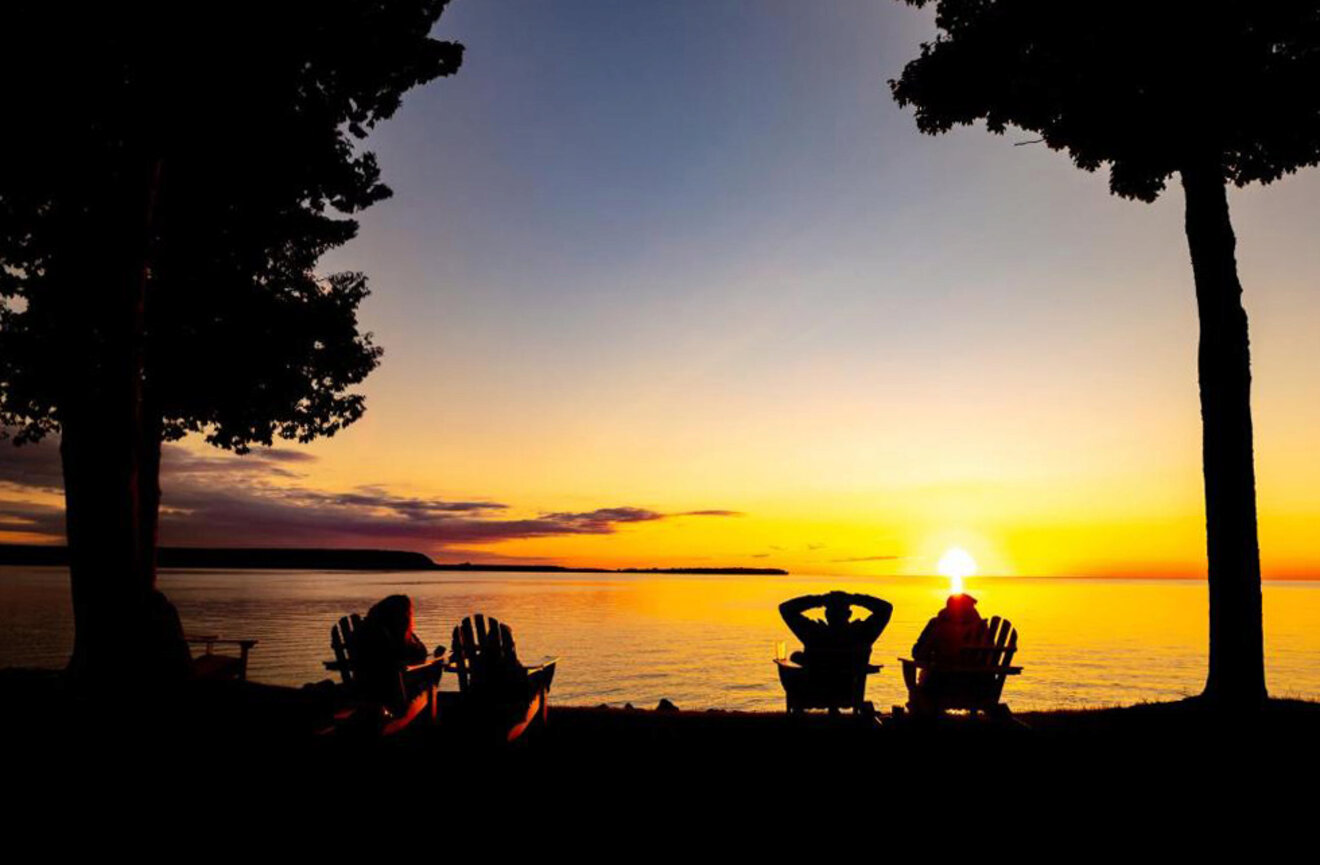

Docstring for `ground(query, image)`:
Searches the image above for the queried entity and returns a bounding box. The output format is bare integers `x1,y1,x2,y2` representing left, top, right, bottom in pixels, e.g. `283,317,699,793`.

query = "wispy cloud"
0,440,743,557
676,509,745,517
830,555,901,563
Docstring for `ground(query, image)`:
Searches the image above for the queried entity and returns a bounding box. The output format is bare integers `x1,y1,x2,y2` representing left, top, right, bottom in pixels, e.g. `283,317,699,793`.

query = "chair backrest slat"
330,621,351,684
487,617,505,664
985,615,1003,666
993,617,1012,667
1002,624,1018,668
451,624,470,691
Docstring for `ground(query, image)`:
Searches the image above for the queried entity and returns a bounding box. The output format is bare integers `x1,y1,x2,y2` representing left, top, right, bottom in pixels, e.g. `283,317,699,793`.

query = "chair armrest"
403,657,447,674
774,658,803,670
402,657,447,685
900,659,1022,675
186,637,258,647
524,658,558,673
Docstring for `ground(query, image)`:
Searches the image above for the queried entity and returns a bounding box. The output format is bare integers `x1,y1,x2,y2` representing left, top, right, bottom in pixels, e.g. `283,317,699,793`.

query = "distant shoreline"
0,544,788,576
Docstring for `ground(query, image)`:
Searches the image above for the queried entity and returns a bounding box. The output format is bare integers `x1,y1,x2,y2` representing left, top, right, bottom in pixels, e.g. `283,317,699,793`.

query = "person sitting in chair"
912,592,984,668
910,592,985,699
360,594,438,733
779,590,893,670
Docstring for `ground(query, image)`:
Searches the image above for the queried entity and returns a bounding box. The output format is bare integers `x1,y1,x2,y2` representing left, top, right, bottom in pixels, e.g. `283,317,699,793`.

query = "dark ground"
5,666,1315,846
5,666,1317,786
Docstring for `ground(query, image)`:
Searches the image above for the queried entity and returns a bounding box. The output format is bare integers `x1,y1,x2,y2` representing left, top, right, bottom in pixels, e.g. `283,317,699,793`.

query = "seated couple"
778,589,986,672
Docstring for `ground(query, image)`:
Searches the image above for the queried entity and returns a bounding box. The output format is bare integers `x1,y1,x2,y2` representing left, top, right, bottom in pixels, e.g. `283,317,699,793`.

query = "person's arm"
779,594,826,644
401,631,429,665
912,618,936,661
848,593,894,643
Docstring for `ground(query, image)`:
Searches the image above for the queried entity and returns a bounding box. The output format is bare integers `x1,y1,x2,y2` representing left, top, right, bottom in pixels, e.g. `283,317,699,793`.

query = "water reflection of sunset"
3,568,1316,711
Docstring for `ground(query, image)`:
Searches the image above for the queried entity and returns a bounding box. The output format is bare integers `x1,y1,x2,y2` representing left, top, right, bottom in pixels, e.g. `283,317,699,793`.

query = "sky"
4,1,1320,578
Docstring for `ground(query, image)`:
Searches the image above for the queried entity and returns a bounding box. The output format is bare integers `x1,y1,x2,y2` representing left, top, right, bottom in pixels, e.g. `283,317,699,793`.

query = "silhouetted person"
360,594,433,733
911,593,985,699
912,593,983,665
365,594,429,665
779,590,893,671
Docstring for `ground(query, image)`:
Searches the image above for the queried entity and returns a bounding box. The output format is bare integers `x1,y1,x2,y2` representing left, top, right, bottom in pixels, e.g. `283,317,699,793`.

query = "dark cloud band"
0,440,741,555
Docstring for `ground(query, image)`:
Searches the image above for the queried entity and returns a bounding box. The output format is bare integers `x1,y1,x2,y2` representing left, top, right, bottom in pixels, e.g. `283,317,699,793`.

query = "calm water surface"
2,566,1318,711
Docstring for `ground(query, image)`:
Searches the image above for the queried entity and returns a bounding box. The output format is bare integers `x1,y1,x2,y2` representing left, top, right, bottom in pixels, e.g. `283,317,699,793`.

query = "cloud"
0,441,65,492
830,555,901,563
0,500,65,537
286,487,508,518
0,439,742,557
676,509,745,517
162,445,318,480
152,494,678,549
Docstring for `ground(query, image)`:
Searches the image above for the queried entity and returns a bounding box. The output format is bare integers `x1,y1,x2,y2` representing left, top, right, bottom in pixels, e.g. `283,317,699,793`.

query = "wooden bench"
186,635,258,681
899,615,1022,717
446,614,556,743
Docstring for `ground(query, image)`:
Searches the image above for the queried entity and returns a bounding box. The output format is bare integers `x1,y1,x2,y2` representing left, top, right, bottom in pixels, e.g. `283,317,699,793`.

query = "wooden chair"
899,615,1022,717
446,614,556,743
775,649,881,715
323,613,445,733
186,635,258,681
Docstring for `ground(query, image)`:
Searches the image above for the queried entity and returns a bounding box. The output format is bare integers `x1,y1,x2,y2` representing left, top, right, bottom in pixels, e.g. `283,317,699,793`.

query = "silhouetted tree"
891,1,1320,707
0,2,462,686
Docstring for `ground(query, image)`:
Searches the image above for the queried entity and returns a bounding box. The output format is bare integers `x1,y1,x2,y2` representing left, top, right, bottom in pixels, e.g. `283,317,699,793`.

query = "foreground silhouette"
776,591,893,714
325,596,446,735
0,2,463,689
899,594,1022,718
447,614,557,743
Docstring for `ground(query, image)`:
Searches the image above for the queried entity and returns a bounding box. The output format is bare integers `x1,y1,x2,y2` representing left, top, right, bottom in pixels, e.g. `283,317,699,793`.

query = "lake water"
2,566,1318,711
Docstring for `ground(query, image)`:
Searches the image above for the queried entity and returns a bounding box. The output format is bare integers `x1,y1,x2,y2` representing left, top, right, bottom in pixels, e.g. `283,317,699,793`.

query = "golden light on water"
937,547,977,595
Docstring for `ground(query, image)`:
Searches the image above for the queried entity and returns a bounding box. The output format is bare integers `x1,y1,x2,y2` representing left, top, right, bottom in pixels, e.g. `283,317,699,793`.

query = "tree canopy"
0,1,464,450
891,1,1320,200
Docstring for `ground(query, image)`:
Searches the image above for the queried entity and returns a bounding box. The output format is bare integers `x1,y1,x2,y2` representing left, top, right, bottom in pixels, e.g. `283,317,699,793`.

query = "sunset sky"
3,1,1320,578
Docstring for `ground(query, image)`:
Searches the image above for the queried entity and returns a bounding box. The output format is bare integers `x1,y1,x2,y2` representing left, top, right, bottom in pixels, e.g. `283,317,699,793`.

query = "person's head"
824,592,852,627
367,594,415,636
944,592,978,621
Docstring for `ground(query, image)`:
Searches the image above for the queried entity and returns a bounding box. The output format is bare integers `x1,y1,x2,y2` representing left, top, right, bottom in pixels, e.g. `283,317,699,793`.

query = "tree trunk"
1180,161,1267,707
62,157,188,690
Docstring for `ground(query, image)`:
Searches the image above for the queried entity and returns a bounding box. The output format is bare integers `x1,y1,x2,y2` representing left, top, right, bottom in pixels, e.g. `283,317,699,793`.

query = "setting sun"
937,547,977,595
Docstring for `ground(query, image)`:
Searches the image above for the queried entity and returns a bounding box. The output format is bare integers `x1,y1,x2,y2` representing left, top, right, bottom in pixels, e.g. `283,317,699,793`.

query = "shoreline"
0,544,787,575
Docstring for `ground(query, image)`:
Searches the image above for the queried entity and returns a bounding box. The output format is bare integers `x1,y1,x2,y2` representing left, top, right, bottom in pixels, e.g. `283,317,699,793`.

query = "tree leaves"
0,1,463,450
891,0,1320,201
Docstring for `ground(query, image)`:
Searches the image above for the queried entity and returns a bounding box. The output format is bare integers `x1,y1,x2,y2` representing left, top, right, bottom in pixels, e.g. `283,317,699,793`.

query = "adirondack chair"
323,613,445,733
186,635,258,681
899,615,1022,717
775,650,881,715
446,614,556,743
